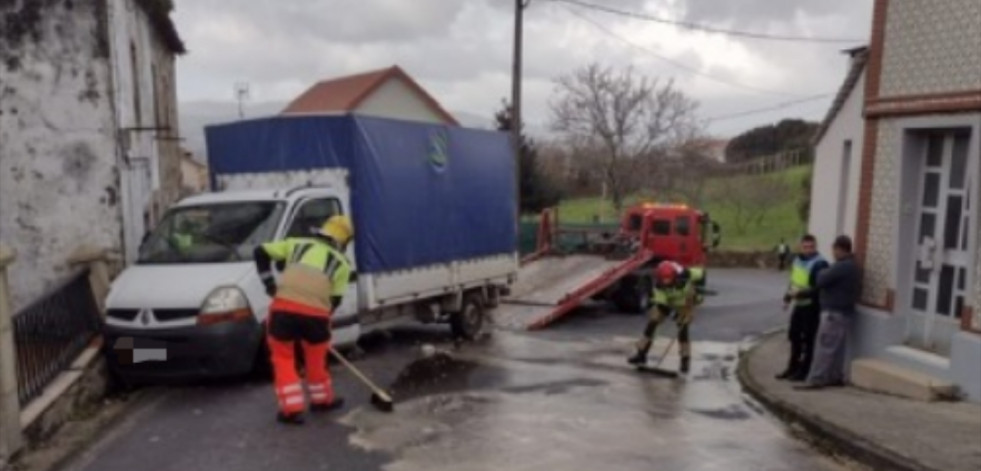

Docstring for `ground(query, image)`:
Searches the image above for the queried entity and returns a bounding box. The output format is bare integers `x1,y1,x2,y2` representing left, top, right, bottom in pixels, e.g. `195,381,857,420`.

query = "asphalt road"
60,268,845,471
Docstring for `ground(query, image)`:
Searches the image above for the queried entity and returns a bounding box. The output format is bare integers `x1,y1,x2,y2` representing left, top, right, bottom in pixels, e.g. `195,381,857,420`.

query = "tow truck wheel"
614,276,651,314
450,294,485,341
636,276,652,313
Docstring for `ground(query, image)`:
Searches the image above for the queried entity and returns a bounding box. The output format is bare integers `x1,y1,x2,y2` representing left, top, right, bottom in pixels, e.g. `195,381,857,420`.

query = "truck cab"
620,202,721,268
103,184,361,383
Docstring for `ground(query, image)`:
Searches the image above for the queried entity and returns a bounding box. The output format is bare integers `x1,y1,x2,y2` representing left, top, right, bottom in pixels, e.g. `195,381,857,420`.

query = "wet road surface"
61,269,846,471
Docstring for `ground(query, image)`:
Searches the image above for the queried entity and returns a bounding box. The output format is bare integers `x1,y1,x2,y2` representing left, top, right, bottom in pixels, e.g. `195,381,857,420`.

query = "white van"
103,183,516,382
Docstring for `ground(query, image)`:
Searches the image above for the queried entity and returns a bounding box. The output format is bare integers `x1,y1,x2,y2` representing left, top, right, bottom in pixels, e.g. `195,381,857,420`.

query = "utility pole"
511,0,530,235
234,82,251,119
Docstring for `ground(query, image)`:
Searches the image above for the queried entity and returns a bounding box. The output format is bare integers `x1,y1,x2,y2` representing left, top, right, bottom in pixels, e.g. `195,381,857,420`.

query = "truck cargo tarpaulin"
204,115,517,274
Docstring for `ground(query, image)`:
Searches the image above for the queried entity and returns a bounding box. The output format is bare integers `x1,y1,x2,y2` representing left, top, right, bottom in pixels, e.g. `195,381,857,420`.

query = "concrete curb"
12,389,149,471
736,331,936,471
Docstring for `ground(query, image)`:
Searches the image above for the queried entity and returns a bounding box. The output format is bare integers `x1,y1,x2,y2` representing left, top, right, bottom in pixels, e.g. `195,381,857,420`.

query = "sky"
171,0,874,150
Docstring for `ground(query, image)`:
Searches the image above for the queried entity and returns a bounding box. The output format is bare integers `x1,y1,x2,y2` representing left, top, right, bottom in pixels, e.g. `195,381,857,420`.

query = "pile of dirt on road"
390,351,480,400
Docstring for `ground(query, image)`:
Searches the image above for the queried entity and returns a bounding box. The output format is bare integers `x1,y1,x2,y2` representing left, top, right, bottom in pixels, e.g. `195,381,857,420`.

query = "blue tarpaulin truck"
102,115,518,382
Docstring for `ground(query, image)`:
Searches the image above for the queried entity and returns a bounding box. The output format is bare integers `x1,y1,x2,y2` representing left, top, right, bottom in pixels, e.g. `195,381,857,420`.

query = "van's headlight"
198,287,253,326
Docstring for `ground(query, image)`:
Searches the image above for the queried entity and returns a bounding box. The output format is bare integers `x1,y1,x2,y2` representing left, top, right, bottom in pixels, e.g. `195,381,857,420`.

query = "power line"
705,93,833,122
562,6,804,97
550,0,865,44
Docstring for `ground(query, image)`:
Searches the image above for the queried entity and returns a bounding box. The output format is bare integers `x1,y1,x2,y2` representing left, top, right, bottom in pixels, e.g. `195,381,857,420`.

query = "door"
123,158,153,263
280,197,359,324
674,214,694,265
908,130,975,353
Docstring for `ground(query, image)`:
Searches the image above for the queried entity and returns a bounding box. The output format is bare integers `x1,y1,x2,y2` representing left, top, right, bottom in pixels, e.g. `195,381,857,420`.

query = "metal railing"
12,268,101,405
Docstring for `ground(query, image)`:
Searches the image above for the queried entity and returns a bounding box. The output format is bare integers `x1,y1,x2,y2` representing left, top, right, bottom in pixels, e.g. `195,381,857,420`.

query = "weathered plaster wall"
0,0,122,311
879,0,981,97
106,0,181,261
151,42,181,213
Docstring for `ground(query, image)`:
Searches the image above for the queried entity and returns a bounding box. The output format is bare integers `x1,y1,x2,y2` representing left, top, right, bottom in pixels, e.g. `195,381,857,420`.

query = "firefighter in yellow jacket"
627,260,705,374
253,215,353,425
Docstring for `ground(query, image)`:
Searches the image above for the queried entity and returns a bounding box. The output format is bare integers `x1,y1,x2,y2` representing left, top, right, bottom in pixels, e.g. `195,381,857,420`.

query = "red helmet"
655,261,679,285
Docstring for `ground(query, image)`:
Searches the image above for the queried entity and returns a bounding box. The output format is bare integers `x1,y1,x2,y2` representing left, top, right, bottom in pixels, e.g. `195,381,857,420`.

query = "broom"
637,337,679,378
329,346,394,413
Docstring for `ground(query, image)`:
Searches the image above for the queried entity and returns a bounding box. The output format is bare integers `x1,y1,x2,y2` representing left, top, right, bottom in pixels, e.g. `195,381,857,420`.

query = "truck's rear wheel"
450,294,485,340
614,276,651,314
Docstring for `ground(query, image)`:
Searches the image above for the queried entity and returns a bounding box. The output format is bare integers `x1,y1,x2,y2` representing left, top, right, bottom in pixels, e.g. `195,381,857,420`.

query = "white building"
809,0,980,402
0,0,184,310
809,47,867,252
281,65,459,125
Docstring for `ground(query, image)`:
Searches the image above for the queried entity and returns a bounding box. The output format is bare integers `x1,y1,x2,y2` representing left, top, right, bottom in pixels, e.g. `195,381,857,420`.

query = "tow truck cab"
620,202,721,268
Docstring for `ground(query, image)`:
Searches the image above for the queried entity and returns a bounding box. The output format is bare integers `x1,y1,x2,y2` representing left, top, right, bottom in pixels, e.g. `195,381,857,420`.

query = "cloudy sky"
171,0,873,147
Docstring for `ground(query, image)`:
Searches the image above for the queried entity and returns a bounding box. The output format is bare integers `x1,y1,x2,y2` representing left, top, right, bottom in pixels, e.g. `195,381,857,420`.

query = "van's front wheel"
450,294,485,341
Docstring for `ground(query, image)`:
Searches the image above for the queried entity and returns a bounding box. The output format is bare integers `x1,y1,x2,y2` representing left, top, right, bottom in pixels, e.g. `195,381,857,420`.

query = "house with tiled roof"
282,66,459,126
810,0,981,402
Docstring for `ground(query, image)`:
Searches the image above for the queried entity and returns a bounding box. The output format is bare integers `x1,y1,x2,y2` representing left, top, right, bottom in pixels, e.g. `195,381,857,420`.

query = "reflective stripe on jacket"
262,238,352,317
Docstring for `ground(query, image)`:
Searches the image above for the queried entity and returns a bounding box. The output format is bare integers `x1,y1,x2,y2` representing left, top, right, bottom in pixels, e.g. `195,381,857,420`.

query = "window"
286,198,342,237
652,219,671,236
675,216,690,236
138,202,285,264
130,42,141,127
837,140,852,235
627,214,643,231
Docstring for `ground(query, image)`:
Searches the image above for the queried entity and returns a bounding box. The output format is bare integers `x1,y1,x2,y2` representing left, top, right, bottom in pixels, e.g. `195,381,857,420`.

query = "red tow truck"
500,202,721,330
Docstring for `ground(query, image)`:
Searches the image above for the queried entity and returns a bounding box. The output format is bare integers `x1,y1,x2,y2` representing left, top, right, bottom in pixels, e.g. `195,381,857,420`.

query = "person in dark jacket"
792,235,862,390
777,235,829,381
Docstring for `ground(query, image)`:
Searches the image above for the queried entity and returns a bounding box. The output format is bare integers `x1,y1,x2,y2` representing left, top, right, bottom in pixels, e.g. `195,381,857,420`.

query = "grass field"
549,166,812,251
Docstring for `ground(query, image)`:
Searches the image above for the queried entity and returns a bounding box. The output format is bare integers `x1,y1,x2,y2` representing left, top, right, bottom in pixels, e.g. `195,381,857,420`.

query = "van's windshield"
138,202,286,264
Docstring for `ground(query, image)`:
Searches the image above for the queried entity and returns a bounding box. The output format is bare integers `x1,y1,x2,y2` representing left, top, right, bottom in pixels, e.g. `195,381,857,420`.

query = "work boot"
789,371,809,382
310,397,345,413
627,350,648,366
679,356,691,374
775,369,796,380
277,412,305,426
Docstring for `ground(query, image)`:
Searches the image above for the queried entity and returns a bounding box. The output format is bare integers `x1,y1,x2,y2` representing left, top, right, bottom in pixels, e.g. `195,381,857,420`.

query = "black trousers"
785,304,821,377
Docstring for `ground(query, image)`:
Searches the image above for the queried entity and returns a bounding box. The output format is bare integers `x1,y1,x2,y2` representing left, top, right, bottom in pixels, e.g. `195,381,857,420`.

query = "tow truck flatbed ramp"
497,253,652,330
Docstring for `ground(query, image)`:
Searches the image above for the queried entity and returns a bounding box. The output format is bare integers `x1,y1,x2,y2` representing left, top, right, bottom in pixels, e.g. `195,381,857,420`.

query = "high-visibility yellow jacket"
261,238,352,317
789,254,827,307
652,266,705,309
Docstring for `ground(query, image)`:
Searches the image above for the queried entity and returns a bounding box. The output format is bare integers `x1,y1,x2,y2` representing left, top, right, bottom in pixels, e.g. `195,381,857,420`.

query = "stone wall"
0,0,123,311
22,354,109,446
879,0,981,97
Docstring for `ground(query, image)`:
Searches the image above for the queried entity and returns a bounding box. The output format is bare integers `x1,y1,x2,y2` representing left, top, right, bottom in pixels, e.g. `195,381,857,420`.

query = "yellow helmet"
319,215,354,245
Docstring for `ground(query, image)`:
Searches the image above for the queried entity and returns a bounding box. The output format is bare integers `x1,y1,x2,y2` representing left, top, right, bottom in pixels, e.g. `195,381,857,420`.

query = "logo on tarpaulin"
428,129,449,173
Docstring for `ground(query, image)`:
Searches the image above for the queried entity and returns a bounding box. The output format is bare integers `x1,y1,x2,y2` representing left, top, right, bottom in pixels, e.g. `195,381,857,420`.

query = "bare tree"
669,139,722,208
550,63,700,210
